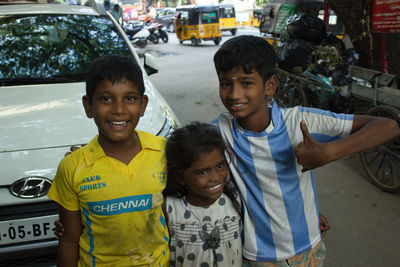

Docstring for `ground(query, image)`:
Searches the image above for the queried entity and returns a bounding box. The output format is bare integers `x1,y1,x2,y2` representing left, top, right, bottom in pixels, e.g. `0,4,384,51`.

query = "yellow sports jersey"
48,131,169,267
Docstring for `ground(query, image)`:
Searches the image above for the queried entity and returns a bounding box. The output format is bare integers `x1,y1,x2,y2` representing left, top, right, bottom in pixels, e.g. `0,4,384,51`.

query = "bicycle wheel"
360,105,400,192
275,80,308,108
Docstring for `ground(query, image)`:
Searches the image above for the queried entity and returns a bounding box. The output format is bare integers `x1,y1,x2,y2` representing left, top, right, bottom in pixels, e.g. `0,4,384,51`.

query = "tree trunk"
328,0,400,74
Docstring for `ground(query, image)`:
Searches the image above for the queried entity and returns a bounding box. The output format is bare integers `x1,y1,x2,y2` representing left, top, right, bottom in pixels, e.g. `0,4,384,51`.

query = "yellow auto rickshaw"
249,8,263,28
218,3,237,35
175,5,222,46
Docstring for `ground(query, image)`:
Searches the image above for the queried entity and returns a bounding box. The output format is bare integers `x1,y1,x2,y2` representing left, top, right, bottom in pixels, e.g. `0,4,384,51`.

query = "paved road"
146,28,400,267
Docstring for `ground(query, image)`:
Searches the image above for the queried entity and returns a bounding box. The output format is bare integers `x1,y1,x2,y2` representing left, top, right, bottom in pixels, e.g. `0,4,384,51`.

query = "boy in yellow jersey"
47,54,170,266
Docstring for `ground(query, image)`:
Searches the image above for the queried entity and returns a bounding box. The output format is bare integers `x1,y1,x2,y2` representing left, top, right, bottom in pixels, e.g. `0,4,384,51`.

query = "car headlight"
157,111,178,137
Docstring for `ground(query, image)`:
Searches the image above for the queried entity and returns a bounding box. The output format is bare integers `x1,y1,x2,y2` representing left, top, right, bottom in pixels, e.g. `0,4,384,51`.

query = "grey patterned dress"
166,194,242,267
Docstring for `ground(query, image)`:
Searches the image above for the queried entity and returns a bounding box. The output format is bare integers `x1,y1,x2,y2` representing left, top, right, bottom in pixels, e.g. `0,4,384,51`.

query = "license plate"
0,215,59,245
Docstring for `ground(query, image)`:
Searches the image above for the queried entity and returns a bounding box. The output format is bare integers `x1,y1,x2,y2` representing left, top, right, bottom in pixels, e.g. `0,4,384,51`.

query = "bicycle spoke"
374,153,386,177
386,149,400,160
380,155,387,183
387,154,400,182
366,151,382,166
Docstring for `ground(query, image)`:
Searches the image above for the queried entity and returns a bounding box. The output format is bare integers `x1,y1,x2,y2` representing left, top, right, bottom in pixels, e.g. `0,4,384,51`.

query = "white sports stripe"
249,135,295,260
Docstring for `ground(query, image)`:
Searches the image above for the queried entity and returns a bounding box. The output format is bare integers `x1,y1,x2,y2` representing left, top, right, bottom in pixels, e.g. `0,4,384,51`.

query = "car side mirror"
143,53,158,76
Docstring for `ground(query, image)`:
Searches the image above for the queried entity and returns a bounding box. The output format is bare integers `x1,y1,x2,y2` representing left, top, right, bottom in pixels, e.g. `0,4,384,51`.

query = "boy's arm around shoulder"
57,205,82,267
295,114,400,172
48,151,83,266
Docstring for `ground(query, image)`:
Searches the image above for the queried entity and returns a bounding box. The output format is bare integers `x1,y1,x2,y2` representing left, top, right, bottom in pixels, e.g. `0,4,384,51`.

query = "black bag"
321,32,345,52
286,14,327,44
277,39,315,71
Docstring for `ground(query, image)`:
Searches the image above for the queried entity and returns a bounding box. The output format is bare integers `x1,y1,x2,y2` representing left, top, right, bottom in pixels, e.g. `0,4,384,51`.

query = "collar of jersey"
82,130,165,166
231,101,281,137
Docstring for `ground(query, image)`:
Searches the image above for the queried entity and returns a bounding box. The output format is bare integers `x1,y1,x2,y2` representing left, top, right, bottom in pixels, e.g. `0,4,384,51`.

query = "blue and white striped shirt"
211,102,353,261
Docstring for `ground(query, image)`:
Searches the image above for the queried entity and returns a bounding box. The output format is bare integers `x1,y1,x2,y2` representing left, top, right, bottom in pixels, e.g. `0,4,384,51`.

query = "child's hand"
64,144,86,157
54,219,65,240
319,213,330,238
294,121,330,172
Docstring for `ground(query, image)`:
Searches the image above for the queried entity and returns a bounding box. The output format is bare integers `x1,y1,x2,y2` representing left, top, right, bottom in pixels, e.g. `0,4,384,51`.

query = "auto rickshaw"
175,5,222,46
250,8,263,28
259,0,344,45
218,3,237,35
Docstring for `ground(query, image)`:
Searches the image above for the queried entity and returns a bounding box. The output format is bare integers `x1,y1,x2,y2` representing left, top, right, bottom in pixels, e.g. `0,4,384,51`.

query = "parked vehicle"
124,21,150,48
153,7,176,32
155,22,169,43
175,5,222,46
218,3,237,35
249,8,263,27
0,0,180,265
146,22,160,43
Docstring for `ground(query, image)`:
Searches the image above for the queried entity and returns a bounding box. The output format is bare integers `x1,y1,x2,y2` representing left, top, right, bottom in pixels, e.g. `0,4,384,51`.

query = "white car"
0,1,179,264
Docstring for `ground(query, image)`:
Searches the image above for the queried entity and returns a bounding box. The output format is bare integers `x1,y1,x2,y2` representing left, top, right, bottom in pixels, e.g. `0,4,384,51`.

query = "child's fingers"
54,230,63,239
64,145,86,157
300,120,312,143
54,219,65,233
320,229,327,238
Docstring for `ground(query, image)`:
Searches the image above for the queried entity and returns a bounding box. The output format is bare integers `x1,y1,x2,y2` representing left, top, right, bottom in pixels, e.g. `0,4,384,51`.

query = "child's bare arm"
57,205,82,267
295,115,400,172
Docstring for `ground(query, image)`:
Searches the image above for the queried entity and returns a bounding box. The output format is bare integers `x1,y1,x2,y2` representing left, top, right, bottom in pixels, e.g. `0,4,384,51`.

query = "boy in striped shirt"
211,35,399,266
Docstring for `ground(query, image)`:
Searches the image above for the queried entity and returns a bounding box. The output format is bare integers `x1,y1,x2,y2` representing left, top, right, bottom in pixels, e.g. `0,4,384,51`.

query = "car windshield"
0,14,131,86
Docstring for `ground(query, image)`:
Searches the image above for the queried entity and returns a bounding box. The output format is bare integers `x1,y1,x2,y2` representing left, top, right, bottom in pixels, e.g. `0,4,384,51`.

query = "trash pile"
277,14,359,113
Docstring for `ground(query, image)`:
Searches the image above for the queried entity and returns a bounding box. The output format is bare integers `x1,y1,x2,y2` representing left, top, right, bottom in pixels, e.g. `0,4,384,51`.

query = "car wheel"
214,37,220,45
231,29,237,35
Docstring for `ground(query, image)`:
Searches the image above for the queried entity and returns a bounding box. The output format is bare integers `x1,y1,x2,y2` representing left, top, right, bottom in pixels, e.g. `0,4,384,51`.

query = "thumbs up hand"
294,120,330,172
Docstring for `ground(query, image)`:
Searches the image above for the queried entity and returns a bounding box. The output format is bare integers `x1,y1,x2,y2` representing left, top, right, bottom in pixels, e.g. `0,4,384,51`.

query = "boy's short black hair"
214,35,277,83
86,54,145,101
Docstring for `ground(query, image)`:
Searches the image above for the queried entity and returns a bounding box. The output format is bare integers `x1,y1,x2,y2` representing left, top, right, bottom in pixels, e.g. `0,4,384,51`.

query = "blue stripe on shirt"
82,208,96,267
231,124,277,261
310,171,320,234
269,107,311,255
311,133,342,143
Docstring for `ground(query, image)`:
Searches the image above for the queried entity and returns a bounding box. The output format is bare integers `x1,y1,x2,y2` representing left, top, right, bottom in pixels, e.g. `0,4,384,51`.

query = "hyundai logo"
10,177,52,199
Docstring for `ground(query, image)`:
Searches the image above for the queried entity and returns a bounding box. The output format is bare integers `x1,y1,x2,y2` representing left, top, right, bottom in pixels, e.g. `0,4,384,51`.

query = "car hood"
0,82,165,152
0,82,166,196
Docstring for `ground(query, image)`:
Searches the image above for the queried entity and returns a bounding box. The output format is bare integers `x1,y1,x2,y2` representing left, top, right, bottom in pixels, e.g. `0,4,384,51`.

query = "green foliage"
255,0,269,7
162,0,178,7
307,45,343,75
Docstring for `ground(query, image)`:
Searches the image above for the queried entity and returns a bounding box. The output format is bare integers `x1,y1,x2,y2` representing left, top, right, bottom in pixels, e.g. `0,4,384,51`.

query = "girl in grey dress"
164,122,243,267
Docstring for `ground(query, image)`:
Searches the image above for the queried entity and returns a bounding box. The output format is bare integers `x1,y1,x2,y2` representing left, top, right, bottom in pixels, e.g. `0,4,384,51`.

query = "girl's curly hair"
164,122,242,216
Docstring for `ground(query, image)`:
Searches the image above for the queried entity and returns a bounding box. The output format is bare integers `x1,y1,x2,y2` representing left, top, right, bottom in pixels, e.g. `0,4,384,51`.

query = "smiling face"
219,66,277,132
83,78,148,150
180,147,229,207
